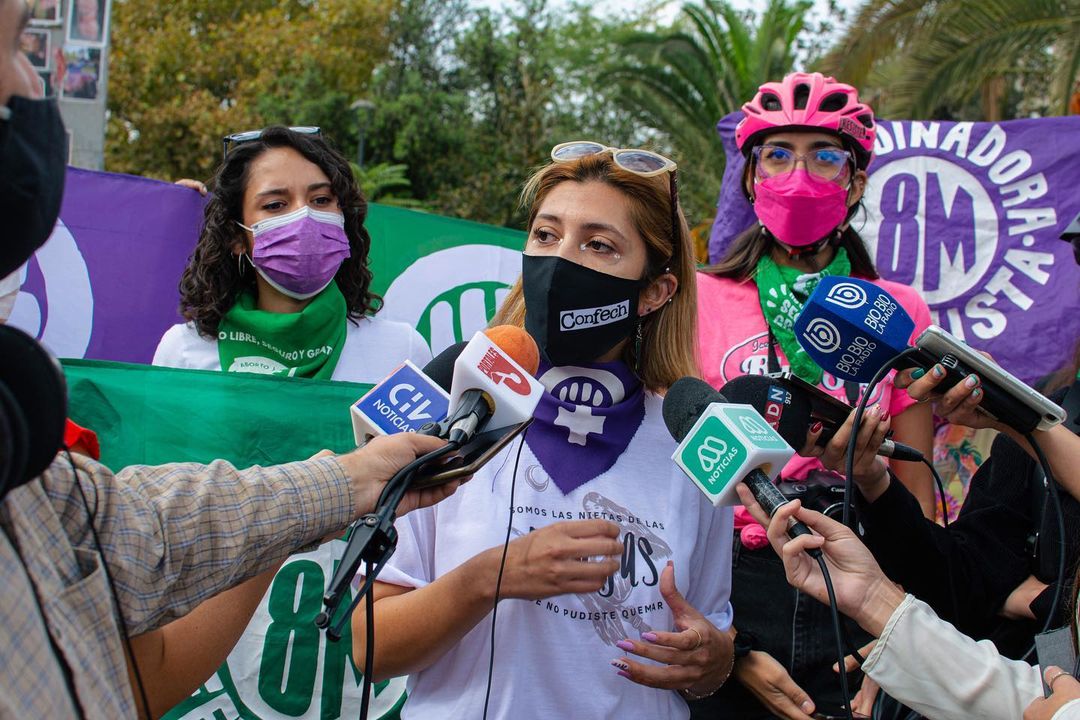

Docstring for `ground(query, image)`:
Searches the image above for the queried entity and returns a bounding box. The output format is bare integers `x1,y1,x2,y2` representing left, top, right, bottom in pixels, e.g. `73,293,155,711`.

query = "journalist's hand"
174,178,209,196
736,486,904,637
613,562,734,696
801,404,890,496
734,649,816,719
894,363,997,431
1024,666,1080,720
335,433,460,518
490,519,621,600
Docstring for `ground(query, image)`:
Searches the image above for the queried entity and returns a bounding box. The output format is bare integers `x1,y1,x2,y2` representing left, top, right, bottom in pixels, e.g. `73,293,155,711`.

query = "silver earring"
237,253,246,276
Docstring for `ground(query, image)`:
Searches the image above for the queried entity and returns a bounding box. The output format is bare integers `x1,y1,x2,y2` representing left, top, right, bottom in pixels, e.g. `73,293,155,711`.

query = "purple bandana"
526,361,647,495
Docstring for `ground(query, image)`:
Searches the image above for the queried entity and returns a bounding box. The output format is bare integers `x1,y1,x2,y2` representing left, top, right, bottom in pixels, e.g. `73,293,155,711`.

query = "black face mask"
0,96,67,277
522,254,646,367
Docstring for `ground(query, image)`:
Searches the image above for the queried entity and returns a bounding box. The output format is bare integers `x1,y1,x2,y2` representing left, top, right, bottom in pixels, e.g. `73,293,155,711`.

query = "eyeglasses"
221,126,321,159
751,144,853,182
550,141,681,273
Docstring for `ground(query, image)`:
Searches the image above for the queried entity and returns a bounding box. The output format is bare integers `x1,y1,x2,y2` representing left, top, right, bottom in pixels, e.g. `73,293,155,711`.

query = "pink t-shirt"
695,271,932,481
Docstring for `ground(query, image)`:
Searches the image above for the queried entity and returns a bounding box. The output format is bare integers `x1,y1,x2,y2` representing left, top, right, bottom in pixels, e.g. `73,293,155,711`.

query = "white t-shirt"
152,315,433,384
379,392,735,720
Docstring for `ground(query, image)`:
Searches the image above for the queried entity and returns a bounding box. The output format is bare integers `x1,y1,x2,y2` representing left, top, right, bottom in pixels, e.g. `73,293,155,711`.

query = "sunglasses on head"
550,141,682,274
221,126,321,159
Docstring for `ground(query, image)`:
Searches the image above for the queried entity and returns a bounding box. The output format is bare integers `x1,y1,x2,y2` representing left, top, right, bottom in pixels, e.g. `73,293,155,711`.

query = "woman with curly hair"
141,127,427,719
154,125,430,382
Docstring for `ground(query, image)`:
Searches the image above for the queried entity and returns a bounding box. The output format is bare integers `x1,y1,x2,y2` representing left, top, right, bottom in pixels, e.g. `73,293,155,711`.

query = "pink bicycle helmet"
735,72,876,170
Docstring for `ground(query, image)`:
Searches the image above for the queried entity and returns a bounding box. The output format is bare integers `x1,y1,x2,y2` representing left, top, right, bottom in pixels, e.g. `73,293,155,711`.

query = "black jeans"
690,535,872,719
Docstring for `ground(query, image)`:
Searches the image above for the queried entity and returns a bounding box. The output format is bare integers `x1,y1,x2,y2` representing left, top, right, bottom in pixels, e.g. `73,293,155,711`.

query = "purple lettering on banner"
7,168,205,363
708,112,1080,383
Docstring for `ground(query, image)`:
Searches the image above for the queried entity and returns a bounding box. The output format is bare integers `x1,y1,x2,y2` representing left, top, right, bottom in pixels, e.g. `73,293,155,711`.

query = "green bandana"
217,284,348,380
755,247,852,385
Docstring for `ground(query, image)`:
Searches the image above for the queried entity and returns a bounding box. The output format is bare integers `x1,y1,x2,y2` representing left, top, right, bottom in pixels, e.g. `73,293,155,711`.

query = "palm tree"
603,0,811,245
819,0,1080,119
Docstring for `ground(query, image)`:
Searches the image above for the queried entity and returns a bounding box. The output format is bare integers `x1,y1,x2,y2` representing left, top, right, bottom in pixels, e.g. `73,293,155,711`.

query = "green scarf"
217,284,348,380
755,247,852,385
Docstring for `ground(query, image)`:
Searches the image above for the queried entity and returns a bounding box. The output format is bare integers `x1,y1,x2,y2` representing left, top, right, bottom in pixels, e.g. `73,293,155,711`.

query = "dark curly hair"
178,126,381,337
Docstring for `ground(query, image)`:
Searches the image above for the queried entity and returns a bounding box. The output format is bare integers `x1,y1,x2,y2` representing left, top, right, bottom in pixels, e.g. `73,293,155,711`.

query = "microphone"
442,326,542,445
318,328,542,635
793,276,1065,433
720,374,925,462
350,360,452,445
662,377,818,550
792,276,915,385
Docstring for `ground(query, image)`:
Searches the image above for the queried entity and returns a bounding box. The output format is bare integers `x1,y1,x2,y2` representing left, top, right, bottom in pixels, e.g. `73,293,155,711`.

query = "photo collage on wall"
24,0,111,102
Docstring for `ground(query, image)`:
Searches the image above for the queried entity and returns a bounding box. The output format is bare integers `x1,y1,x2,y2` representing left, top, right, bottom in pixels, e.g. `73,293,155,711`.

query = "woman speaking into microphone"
353,143,736,719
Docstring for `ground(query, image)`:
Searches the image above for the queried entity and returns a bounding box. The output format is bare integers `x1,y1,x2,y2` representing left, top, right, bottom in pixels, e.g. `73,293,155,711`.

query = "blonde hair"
491,153,699,392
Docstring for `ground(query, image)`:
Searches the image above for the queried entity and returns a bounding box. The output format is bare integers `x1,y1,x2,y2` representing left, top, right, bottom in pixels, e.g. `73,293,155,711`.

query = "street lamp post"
350,99,375,169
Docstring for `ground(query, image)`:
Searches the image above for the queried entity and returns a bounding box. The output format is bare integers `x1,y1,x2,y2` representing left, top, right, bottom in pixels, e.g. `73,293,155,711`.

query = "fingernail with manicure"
641,632,659,643
611,659,629,671
801,701,815,713
617,670,632,679
965,374,979,388
810,421,823,433
932,364,945,378
972,388,982,399
911,368,926,379
616,640,635,652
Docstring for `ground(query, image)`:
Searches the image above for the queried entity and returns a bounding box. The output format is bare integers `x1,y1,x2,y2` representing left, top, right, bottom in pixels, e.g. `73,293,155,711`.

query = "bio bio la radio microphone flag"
793,276,915,384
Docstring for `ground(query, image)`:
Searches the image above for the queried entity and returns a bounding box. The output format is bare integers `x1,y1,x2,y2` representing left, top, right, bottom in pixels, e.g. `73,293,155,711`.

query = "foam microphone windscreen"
423,341,468,392
662,376,726,443
484,325,540,375
720,375,814,450
793,276,915,384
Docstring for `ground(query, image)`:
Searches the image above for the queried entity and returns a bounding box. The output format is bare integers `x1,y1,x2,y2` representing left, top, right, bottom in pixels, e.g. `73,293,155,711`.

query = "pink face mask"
239,207,351,300
752,169,850,248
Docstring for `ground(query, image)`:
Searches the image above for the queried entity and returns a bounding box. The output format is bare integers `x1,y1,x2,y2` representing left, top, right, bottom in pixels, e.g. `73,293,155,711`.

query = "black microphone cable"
816,553,854,720
336,440,462,720
1021,431,1066,663
842,347,921,529
919,455,950,528
481,430,528,720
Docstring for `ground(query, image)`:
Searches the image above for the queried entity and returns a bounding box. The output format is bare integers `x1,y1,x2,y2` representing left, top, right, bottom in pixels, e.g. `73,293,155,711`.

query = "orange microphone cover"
483,325,540,376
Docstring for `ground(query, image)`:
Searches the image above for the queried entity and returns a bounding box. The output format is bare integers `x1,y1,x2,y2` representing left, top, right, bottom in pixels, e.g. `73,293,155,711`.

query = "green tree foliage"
106,0,394,181
363,0,649,228
603,0,811,232
820,0,1080,119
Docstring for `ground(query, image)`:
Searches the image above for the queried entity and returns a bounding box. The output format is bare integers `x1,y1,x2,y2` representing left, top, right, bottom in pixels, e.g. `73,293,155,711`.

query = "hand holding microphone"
735,488,905,640
718,375,901,498
793,275,1065,434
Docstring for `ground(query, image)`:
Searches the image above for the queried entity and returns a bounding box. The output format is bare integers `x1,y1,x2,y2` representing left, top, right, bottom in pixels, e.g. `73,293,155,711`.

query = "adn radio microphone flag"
721,374,925,462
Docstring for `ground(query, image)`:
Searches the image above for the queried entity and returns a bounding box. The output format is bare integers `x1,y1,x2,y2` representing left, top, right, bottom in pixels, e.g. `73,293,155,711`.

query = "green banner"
62,360,405,720
365,205,526,352
62,359,371,468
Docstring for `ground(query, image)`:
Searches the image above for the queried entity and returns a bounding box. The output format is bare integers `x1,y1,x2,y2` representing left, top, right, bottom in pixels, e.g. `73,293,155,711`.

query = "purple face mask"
239,206,351,300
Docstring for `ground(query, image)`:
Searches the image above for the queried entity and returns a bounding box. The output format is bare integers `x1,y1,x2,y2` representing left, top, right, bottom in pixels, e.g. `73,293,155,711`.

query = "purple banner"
7,168,204,362
709,112,1080,383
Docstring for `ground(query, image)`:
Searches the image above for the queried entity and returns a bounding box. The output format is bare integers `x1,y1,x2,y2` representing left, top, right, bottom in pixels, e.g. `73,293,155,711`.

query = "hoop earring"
236,252,246,277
